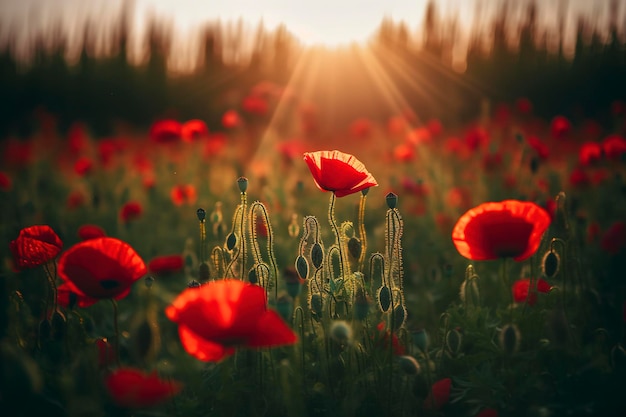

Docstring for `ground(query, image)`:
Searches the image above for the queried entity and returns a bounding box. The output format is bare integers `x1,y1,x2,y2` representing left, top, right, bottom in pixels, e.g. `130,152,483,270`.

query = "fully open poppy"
58,237,146,303
10,225,63,269
303,150,377,197
105,367,182,408
166,279,297,362
148,254,184,274
512,278,552,305
452,200,551,261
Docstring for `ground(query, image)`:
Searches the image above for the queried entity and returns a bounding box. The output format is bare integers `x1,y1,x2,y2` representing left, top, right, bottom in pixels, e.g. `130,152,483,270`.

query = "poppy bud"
237,176,248,193
144,276,155,288
226,233,237,251
295,255,309,280
311,243,324,269
310,293,323,318
386,192,398,209
398,355,421,375
411,329,429,352
348,237,362,260
445,328,463,356
541,250,560,278
196,208,206,222
392,304,407,331
499,324,520,355
330,320,353,345
354,286,370,321
377,285,392,312
199,262,210,281
187,280,201,288
248,268,258,284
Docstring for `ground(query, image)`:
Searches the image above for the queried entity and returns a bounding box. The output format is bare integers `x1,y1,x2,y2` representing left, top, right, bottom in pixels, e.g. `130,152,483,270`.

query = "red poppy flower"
98,139,118,167
170,185,197,206
349,118,373,139
10,225,63,269
550,116,571,139
166,279,297,362
67,190,87,209
427,118,443,136
569,167,590,187
476,408,499,417
181,119,208,142
58,237,146,303
148,255,184,274
204,133,227,158
602,134,626,161
512,278,551,305
374,322,405,355
78,224,106,241
424,378,452,410
393,143,415,162
95,337,116,369
67,122,88,155
452,200,551,262
578,142,602,166
149,119,182,143
303,150,378,197
222,110,241,129
242,95,268,115
105,367,182,408
0,171,12,191
120,202,143,223
527,136,549,160
406,127,431,145
601,221,626,255
74,156,94,176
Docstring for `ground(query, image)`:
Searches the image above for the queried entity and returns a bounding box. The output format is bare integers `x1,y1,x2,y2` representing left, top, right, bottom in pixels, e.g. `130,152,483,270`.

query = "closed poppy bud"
348,237,362,260
311,243,324,269
237,176,248,193
398,355,421,375
445,328,463,356
199,262,210,281
226,233,237,251
295,255,308,280
392,304,407,331
386,192,398,209
499,324,520,355
144,276,155,288
196,208,206,222
541,250,560,278
377,285,392,312
50,310,67,342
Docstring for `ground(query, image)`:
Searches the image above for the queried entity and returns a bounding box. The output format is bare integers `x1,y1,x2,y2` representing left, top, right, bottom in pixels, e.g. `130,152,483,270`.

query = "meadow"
1,1,626,416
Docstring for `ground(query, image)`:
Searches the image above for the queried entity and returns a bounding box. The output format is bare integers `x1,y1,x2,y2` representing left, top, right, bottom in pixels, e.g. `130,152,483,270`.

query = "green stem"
357,193,368,273
328,192,345,281
111,299,121,366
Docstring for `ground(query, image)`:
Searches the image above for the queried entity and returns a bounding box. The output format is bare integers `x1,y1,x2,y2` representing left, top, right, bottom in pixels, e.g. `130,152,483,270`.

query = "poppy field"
2,1,626,416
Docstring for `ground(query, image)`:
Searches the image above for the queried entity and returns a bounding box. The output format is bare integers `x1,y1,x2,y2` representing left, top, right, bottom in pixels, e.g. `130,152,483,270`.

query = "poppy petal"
247,310,298,348
178,325,234,362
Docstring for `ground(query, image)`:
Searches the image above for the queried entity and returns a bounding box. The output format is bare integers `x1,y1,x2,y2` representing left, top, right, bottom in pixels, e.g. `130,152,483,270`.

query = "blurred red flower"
95,337,116,369
424,378,452,410
170,185,197,206
446,187,472,211
602,134,626,161
58,237,146,303
166,279,297,362
74,156,94,176
526,136,549,160
149,119,182,143
242,95,268,115
120,202,143,223
2,139,33,168
374,322,405,355
105,367,182,408
569,167,590,187
181,119,209,142
10,225,63,269
222,110,241,129
601,221,626,255
516,97,533,114
482,152,503,171
148,254,184,274
512,278,551,305
78,224,106,241
349,117,373,139
587,221,601,244
67,122,89,156
476,408,499,417
550,116,571,139
578,142,602,166
67,190,87,209
406,127,431,145
464,126,489,151
427,118,443,136
452,200,551,261
204,133,227,158
303,150,378,197
393,143,415,162
0,171,12,191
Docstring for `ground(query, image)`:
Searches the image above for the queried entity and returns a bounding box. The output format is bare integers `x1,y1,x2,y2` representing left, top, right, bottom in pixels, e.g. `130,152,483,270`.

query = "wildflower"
516,97,533,114
10,225,63,269
526,136,549,160
374,322,405,355
242,95,268,115
578,142,602,166
58,237,146,304
181,119,208,142
602,134,626,161
512,278,551,305
452,200,551,262
67,190,87,209
120,202,143,223
221,110,241,129
424,378,452,410
74,156,94,176
105,367,182,408
148,255,184,274
170,185,197,206
149,119,182,143
95,337,116,369
67,122,89,155
569,167,590,187
303,150,377,197
0,171,12,191
601,221,626,255
166,279,297,362
349,117,373,139
550,115,571,139
77,224,106,241
204,133,227,158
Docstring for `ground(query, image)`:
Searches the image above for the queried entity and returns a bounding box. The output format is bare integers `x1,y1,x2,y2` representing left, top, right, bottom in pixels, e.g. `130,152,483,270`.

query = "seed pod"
144,276,155,288
377,285,392,312
295,255,309,280
248,268,258,284
386,192,398,209
196,208,206,222
542,250,560,278
311,243,324,269
499,323,521,355
445,328,463,355
348,237,362,260
237,176,248,193
226,233,237,251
